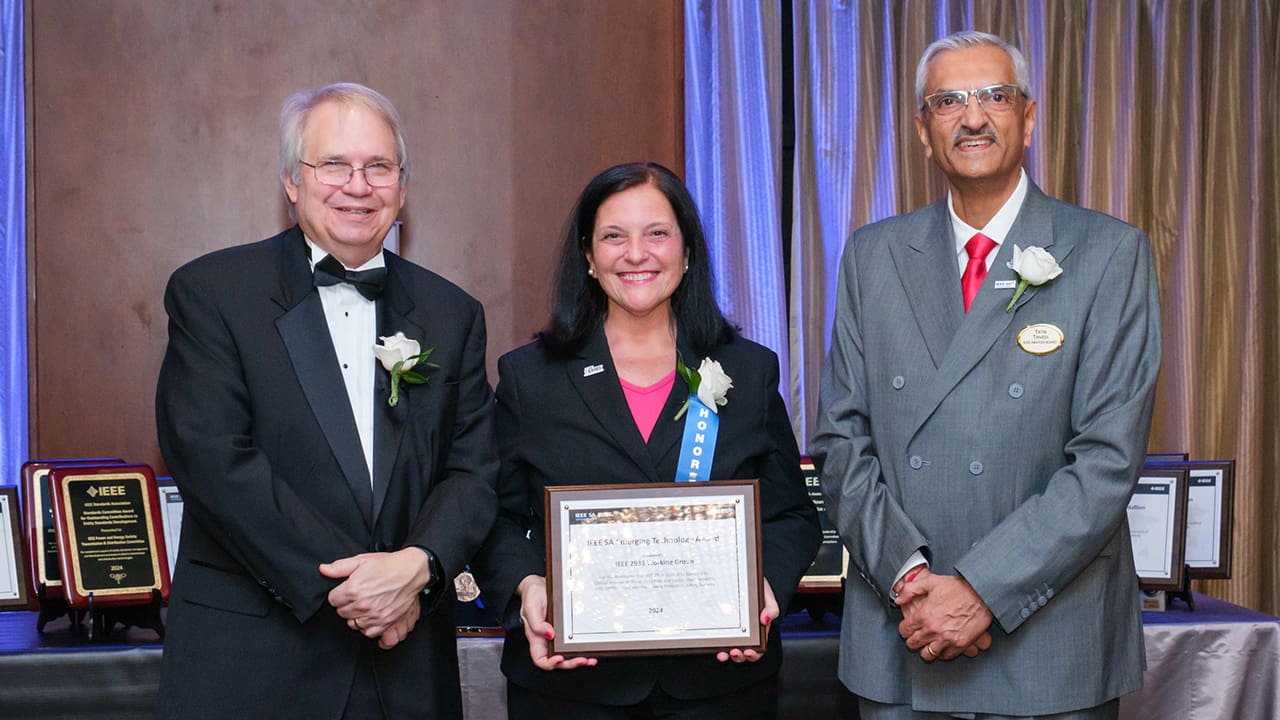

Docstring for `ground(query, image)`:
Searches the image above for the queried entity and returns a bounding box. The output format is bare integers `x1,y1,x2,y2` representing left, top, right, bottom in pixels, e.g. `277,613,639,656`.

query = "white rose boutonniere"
674,356,733,420
373,332,438,407
1005,245,1063,312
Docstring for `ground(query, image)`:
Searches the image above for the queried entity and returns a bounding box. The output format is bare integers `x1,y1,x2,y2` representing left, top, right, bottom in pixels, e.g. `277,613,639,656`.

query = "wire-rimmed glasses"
922,84,1026,116
299,160,401,187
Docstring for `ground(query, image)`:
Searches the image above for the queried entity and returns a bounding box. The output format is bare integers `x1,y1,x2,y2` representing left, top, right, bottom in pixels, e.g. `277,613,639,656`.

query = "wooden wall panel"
28,1,682,472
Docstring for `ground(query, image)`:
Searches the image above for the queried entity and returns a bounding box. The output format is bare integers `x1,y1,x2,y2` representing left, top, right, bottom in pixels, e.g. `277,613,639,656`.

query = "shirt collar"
304,236,387,273
948,169,1029,256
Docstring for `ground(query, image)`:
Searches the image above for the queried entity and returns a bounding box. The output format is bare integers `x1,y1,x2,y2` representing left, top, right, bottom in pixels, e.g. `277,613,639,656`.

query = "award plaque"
798,456,847,590
545,481,764,657
1146,452,1189,462
1145,459,1235,579
20,458,124,599
49,464,170,609
1126,466,1189,592
1,487,31,610
156,478,184,582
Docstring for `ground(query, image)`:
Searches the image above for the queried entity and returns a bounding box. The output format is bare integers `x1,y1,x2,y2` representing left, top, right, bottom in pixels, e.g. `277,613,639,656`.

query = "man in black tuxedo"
155,83,498,719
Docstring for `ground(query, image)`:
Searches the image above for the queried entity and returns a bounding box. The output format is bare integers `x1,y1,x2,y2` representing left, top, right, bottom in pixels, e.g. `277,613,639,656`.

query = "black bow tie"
313,254,386,301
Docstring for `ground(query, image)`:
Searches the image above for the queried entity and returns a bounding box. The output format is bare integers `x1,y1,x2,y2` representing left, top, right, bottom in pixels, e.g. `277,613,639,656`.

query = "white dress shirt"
306,238,382,482
948,168,1029,273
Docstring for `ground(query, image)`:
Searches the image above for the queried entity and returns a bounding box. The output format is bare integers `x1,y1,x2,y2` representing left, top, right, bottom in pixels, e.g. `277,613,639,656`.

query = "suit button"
1008,383,1024,399
969,461,983,475
1021,607,1031,619
372,541,387,552
909,455,923,470
892,375,906,390
1046,588,1055,599
1038,595,1048,607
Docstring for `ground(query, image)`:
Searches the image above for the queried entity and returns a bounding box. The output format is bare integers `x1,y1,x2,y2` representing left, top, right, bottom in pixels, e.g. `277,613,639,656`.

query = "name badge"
994,280,1017,289
1017,323,1065,355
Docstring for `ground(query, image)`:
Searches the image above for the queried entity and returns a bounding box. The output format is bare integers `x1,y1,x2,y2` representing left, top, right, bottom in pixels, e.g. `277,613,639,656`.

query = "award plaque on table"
798,456,847,590
1144,459,1235,580
49,464,170,609
156,478,184,582
1126,466,1190,592
20,458,124,600
0,487,31,610
545,480,764,658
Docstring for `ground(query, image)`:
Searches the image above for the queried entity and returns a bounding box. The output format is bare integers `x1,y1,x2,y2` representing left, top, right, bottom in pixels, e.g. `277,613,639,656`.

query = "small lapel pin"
583,364,605,377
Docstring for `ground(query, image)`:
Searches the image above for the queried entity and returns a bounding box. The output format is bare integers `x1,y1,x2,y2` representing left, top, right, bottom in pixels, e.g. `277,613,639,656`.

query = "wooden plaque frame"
0,487,31,610
49,464,170,609
1129,466,1190,592
20,458,124,598
545,480,763,657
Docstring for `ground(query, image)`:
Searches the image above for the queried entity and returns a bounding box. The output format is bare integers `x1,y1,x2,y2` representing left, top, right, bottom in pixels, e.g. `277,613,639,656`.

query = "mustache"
953,125,997,144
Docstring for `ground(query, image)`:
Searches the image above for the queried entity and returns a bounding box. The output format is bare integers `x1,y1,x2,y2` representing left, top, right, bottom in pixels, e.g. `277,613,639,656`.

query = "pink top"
620,370,678,443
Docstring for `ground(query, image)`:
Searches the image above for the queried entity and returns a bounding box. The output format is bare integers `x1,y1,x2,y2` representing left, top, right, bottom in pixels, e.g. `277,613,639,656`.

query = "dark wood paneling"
28,1,682,471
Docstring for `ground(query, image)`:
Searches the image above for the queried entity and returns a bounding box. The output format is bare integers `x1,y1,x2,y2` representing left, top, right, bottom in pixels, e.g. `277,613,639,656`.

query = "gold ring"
925,645,937,659
352,618,361,630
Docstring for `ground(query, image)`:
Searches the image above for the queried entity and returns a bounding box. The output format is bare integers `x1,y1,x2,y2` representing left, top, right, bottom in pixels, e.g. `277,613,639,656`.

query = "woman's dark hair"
537,162,735,356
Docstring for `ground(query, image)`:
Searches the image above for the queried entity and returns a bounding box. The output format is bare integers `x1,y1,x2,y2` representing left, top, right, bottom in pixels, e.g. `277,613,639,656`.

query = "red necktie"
961,232,997,312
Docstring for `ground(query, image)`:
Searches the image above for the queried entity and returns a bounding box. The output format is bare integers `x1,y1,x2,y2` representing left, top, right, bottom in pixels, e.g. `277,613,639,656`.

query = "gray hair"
279,82,410,187
915,31,1032,109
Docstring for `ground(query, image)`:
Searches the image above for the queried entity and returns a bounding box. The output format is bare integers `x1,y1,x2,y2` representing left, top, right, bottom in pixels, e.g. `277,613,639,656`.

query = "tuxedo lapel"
889,203,964,369
907,184,1078,441
371,254,415,524
566,325,663,483
273,231,374,526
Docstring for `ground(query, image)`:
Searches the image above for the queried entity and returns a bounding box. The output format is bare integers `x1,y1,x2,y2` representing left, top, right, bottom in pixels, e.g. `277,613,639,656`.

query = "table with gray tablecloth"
1,593,1275,719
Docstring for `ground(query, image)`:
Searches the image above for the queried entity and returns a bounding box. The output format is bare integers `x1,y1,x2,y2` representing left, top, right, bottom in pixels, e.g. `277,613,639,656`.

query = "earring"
588,267,596,277
683,263,689,273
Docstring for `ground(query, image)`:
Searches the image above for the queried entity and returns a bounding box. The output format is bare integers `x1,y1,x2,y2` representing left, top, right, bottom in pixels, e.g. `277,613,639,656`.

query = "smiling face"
914,44,1036,198
586,183,688,323
284,99,406,267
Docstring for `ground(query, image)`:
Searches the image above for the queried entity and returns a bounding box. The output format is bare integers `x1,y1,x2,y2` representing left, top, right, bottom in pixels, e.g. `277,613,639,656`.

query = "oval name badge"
1017,323,1065,356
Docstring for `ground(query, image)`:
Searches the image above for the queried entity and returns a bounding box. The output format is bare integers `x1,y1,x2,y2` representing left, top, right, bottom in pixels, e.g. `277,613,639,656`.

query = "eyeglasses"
299,160,401,187
922,84,1025,116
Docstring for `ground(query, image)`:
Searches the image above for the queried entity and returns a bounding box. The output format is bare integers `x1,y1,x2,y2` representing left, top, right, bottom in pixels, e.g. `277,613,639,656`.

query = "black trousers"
508,674,780,720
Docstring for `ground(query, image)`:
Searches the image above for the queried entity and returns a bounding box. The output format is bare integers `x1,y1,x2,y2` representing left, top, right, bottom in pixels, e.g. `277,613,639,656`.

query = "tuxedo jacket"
811,183,1162,716
471,324,822,705
155,226,498,719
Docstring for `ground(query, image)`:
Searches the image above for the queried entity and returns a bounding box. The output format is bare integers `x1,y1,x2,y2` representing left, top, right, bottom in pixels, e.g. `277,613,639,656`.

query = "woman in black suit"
473,162,821,719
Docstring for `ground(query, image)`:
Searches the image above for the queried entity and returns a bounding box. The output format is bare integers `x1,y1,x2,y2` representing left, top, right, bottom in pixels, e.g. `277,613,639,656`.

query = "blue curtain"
1,0,27,485
788,1,904,446
683,0,791,414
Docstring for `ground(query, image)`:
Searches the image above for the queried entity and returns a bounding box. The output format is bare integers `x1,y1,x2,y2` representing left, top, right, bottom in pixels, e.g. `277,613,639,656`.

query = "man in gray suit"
811,31,1161,719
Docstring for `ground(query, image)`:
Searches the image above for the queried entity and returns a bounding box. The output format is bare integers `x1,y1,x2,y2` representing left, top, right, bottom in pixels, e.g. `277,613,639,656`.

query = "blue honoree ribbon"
674,396,719,482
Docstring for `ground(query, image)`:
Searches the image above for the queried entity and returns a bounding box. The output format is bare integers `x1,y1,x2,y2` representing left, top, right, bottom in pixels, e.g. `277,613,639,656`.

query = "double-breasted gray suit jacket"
155,226,498,719
811,183,1161,716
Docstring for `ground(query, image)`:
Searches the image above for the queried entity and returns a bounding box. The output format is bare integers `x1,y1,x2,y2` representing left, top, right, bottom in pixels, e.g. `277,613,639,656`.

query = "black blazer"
473,324,821,705
155,227,498,719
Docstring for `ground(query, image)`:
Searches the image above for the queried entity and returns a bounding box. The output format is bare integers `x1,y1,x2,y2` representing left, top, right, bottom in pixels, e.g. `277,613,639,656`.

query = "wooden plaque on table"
1144,459,1235,580
545,480,764,658
0,487,31,610
20,458,124,598
798,456,846,591
49,464,170,608
1127,465,1190,592
155,478,184,583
